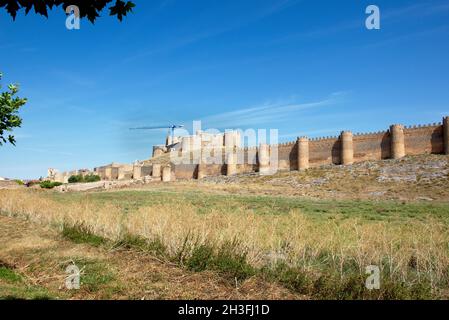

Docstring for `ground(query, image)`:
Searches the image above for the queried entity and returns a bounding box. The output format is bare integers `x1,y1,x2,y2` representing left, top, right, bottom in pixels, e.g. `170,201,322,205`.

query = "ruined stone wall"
141,165,153,177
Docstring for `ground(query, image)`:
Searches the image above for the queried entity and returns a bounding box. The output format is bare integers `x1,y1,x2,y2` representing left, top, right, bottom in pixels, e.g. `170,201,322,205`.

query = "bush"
13,179,24,185
84,174,101,183
68,174,100,183
68,174,83,183
39,181,63,189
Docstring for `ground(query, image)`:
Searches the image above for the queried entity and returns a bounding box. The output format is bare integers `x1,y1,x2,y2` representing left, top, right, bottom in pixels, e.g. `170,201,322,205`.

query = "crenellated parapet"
58,117,449,184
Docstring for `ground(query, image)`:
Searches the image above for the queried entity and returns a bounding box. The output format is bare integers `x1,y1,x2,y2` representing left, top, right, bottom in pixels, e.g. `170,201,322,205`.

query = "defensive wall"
48,117,449,183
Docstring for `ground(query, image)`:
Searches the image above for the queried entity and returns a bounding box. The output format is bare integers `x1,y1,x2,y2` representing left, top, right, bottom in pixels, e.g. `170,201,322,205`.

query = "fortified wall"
166,117,449,181
48,117,449,183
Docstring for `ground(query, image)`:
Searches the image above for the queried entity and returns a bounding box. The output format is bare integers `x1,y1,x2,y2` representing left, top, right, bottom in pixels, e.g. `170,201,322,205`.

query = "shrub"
13,179,24,185
62,223,106,246
68,174,83,183
39,181,63,189
84,174,101,183
68,174,101,183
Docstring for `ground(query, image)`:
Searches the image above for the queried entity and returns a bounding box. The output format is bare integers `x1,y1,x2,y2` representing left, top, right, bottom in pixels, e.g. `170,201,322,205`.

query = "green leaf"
0,71,27,147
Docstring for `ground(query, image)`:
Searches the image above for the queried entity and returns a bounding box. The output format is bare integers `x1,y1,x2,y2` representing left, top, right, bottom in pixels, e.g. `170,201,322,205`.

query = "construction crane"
130,124,184,150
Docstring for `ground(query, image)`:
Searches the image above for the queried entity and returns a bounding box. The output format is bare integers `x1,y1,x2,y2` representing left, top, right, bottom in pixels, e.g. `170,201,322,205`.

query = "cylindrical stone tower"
162,165,171,182
153,145,165,158
197,163,206,180
340,131,354,165
133,164,142,180
226,152,237,176
104,167,112,181
224,131,235,149
390,124,405,159
258,143,270,175
117,167,125,180
297,137,309,170
181,136,191,152
152,163,161,179
443,116,449,155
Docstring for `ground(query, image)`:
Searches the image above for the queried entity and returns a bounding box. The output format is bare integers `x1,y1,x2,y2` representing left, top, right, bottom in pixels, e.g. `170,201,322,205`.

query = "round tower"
181,136,191,152
152,163,161,179
197,163,206,180
104,167,112,181
297,137,309,170
162,165,171,182
152,145,165,158
340,131,354,165
443,116,449,155
133,163,142,180
390,124,405,159
226,151,237,176
258,143,270,175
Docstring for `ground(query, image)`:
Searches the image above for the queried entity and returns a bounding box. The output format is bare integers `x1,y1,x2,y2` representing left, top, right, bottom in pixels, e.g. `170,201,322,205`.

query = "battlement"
48,117,449,183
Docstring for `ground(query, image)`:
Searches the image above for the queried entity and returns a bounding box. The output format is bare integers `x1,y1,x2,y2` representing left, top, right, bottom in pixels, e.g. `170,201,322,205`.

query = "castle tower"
197,163,206,180
133,163,142,180
443,116,449,155
181,136,192,152
297,137,309,170
340,131,354,165
162,165,172,182
226,151,237,176
390,124,405,159
224,131,241,149
152,145,165,157
104,167,112,181
152,163,161,179
117,167,126,180
258,143,270,175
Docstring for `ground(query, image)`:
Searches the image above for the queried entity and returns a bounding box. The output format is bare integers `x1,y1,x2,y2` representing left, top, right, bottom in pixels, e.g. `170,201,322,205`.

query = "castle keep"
48,117,449,184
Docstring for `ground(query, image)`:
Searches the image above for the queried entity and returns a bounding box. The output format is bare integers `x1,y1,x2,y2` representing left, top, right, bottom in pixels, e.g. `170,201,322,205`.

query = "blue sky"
1,0,449,179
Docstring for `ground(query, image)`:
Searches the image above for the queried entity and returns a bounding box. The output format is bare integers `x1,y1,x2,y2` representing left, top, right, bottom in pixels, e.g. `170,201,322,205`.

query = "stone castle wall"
49,117,449,184
172,118,449,180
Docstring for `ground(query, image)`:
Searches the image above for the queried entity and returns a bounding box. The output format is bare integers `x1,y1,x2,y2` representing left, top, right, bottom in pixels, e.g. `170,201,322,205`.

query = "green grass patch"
0,263,55,300
113,233,168,257
182,239,255,281
48,189,449,225
0,265,22,283
69,258,116,293
62,223,106,247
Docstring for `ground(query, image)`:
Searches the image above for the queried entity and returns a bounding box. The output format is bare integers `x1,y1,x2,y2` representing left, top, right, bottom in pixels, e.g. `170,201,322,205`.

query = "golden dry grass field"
1,155,449,299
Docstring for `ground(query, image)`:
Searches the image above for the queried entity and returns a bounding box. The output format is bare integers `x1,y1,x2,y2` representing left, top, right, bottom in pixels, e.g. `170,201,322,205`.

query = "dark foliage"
0,0,135,22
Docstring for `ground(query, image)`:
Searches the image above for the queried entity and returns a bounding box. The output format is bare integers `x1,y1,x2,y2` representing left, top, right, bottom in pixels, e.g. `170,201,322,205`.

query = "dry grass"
1,188,448,299
0,214,298,300
152,154,449,201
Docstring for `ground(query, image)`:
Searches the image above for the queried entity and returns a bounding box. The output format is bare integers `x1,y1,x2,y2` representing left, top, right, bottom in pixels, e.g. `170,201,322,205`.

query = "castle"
48,117,449,183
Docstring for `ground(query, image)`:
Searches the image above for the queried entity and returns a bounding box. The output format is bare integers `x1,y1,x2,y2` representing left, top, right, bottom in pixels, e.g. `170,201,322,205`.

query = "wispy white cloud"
200,91,347,129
